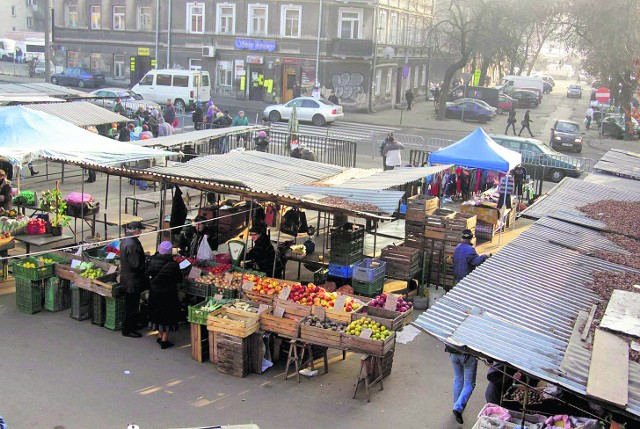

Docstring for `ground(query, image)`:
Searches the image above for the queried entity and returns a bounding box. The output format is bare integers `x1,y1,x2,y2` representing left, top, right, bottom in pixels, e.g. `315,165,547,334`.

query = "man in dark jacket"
452,229,488,284
181,215,218,259
405,88,414,110
246,225,282,278
0,170,12,211
120,221,149,338
118,123,134,142
163,99,176,126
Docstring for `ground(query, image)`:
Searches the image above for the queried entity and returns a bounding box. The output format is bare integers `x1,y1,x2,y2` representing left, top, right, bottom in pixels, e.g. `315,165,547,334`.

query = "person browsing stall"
246,226,283,278
184,215,218,260
120,221,149,338
0,170,12,211
452,229,489,284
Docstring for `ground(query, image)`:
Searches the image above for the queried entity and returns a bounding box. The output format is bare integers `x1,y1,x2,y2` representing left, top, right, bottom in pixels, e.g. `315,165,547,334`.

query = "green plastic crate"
70,284,92,320
15,276,43,314
91,293,106,326
212,284,239,300
351,278,385,297
12,257,55,281
104,296,126,331
188,300,213,325
44,278,71,312
40,252,73,264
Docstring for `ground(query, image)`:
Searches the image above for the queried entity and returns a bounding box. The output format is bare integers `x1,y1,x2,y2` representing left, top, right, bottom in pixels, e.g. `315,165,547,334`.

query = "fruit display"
0,231,12,241
0,208,19,218
26,218,47,235
199,263,231,274
346,317,392,341
79,267,105,279
196,271,241,290
18,260,38,269
250,277,289,296
368,293,413,313
37,256,56,264
173,255,198,265
0,214,29,234
303,316,347,332
289,283,362,311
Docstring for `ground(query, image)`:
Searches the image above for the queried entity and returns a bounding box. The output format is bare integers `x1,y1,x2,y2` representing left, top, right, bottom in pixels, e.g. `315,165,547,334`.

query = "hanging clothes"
430,174,441,196
475,169,481,193
169,186,188,235
480,169,488,191
455,167,462,195
265,204,277,227
468,169,478,195
461,169,471,200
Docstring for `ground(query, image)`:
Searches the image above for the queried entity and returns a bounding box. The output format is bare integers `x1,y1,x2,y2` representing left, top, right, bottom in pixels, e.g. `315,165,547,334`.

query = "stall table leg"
353,355,384,402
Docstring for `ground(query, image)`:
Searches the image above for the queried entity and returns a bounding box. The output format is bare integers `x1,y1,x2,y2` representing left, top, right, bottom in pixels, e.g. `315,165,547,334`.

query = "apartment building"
52,0,433,111
2,1,44,34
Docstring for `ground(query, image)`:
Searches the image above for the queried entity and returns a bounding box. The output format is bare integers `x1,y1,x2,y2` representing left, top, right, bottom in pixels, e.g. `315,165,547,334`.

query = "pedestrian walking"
447,344,478,425
120,221,149,338
585,105,594,130
505,108,517,135
381,135,405,170
146,241,183,350
113,98,127,116
405,88,414,110
518,110,534,137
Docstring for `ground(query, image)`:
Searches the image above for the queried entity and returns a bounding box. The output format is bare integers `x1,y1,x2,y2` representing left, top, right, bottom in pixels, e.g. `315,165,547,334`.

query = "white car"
263,97,344,126
88,88,160,117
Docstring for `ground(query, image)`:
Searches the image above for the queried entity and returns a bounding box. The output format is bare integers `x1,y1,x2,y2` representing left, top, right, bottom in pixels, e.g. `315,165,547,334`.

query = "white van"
0,38,16,61
131,69,211,110
498,75,544,95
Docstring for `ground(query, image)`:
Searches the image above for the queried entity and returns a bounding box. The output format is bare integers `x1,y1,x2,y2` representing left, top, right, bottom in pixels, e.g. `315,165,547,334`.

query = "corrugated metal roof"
0,101,128,126
0,95,65,105
414,217,640,418
584,171,640,192
593,148,640,180
521,177,640,220
327,165,453,190
283,185,405,214
141,126,267,148
0,82,90,98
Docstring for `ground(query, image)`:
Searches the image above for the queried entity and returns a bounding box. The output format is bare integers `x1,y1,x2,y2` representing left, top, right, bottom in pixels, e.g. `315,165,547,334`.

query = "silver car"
566,84,582,98
263,97,344,126
88,88,160,117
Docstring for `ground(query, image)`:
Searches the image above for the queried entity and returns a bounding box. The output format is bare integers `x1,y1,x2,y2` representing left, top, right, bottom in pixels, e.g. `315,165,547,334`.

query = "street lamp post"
315,0,323,86
369,0,380,113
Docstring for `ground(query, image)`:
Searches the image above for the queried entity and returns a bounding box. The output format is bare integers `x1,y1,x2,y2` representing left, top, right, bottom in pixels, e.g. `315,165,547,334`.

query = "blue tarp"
429,127,521,172
0,106,173,166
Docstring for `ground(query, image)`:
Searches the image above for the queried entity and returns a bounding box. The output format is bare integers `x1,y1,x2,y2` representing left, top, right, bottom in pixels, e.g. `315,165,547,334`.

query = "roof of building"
592,148,640,180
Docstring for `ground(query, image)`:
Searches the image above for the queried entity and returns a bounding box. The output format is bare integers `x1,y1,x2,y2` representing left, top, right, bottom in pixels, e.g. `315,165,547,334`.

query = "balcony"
329,38,374,58
53,27,156,45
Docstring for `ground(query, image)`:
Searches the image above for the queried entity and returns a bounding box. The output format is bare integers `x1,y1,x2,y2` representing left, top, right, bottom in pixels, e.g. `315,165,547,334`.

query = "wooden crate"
372,349,395,379
405,220,426,234
207,309,259,338
208,331,218,364
406,194,439,212
216,332,250,378
424,228,445,240
259,309,302,338
342,331,396,357
241,282,275,305
300,317,345,349
223,300,261,321
326,306,358,323
447,212,477,230
190,323,209,363
54,264,76,281
273,298,312,318
357,306,413,331
461,204,500,225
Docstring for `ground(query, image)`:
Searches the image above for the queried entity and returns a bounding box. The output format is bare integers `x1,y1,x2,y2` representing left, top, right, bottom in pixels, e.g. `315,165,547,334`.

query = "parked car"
550,120,583,153
490,135,583,182
50,67,105,88
518,87,543,103
507,90,539,108
438,99,496,123
567,84,582,98
543,81,553,94
599,114,640,139
498,94,514,114
263,97,343,126
88,88,161,117
131,69,211,111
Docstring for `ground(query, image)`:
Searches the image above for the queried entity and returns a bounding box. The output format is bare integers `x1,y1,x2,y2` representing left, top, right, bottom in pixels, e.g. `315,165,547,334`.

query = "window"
140,74,154,85
113,6,125,31
189,59,201,71
114,54,125,78
138,6,152,31
27,0,38,5
218,61,232,87
90,53,102,72
281,6,301,38
11,6,16,17
90,5,101,30
301,100,319,108
67,51,80,67
187,3,204,34
407,16,415,45
338,9,362,39
414,66,419,88
389,13,397,44
415,18,423,45
377,10,387,44
375,69,382,96
399,16,405,45
26,16,33,28
386,69,393,94
217,4,235,35
248,4,267,36
65,5,78,28
173,76,189,87
157,74,172,86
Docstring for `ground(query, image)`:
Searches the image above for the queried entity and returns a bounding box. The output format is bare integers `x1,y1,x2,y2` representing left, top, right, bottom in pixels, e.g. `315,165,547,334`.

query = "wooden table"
14,233,73,254
125,193,161,216
0,238,15,279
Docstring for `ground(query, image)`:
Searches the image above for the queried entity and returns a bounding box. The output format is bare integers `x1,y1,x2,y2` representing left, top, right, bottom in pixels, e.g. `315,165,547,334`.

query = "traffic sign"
595,87,610,103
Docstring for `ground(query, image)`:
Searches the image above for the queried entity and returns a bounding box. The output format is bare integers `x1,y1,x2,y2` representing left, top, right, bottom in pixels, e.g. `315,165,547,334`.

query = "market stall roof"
0,106,173,166
592,148,640,180
413,214,640,418
0,94,65,105
0,82,91,99
283,185,406,214
326,165,453,190
0,101,128,127
429,127,521,172
138,126,267,148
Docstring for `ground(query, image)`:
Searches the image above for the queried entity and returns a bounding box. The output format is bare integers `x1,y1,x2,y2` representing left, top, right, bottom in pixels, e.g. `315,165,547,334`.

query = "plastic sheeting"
0,106,173,166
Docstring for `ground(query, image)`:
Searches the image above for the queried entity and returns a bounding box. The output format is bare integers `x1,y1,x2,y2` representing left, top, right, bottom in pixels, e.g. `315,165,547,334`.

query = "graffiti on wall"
331,72,366,104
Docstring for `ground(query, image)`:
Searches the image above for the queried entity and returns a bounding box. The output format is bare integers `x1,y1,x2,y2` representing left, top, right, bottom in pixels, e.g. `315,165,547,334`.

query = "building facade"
2,0,44,34
52,0,433,111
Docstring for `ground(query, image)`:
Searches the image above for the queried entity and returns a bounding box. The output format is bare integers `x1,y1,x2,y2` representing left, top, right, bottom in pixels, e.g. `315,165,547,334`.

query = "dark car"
543,81,553,94
51,67,105,88
490,135,583,182
440,99,496,123
599,114,640,139
550,120,583,153
507,90,539,108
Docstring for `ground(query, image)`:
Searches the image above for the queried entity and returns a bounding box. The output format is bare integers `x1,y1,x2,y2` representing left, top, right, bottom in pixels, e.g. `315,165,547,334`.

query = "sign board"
187,267,202,280
178,259,191,269
70,259,81,269
273,306,285,318
246,55,264,64
312,305,326,321
384,294,399,312
242,280,255,290
359,328,372,339
235,38,277,52
213,293,223,301
595,87,611,103
107,265,118,275
105,252,116,260
258,303,269,314
472,70,481,86
278,287,291,300
137,47,150,56
334,295,347,312
224,272,234,284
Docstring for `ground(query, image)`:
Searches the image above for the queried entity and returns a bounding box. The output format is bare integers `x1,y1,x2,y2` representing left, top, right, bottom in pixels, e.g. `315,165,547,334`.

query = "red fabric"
430,175,441,196
455,167,462,194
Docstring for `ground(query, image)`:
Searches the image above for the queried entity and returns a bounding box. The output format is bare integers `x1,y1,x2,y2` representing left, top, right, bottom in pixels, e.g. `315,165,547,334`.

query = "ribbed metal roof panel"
0,101,128,126
584,171,640,192
284,185,405,214
593,148,640,180
142,126,268,148
521,177,640,220
337,165,453,190
0,82,89,98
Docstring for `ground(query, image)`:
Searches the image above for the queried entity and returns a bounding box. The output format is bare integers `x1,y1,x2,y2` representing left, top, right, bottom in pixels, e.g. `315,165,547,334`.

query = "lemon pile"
346,317,391,341
37,257,56,264
21,261,37,269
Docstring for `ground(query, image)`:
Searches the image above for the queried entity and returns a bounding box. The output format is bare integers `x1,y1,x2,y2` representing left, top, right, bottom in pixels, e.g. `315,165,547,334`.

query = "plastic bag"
196,234,213,260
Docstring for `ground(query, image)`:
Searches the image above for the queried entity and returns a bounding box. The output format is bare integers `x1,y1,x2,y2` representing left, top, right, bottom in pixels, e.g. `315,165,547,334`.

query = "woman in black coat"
146,241,183,349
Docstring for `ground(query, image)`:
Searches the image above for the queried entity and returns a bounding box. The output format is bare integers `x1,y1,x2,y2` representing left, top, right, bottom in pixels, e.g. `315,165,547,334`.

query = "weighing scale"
227,239,246,266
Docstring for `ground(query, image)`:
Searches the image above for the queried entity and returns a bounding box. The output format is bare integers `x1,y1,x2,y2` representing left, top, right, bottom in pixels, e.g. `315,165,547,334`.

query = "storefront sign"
137,47,150,56
235,38,277,52
235,60,245,78
282,58,298,65
246,55,264,64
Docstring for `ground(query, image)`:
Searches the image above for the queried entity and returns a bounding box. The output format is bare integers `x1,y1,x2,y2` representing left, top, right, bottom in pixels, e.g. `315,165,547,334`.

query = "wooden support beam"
586,328,629,407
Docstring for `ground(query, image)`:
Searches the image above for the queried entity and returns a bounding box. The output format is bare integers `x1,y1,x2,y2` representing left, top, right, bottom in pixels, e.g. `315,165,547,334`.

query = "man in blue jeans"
447,345,478,424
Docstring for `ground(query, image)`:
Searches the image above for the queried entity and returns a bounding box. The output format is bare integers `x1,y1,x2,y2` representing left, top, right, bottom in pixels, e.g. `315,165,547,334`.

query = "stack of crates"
12,257,56,315
91,293,106,326
104,296,126,331
351,258,387,297
70,282,92,320
328,223,364,278
44,278,71,312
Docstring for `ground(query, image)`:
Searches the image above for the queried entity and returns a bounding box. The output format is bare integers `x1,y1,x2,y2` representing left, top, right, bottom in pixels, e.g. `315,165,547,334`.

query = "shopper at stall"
139,124,154,140
183,215,218,260
253,131,269,152
246,225,283,278
148,109,160,137
452,229,488,284
447,344,478,425
119,123,134,142
0,170,12,211
163,99,176,128
381,135,405,170
512,164,527,198
146,241,183,350
158,116,174,137
120,221,149,338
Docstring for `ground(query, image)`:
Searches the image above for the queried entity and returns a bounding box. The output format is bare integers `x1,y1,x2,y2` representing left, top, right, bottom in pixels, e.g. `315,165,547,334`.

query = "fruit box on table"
241,281,275,305
300,316,345,349
356,306,413,331
342,330,396,357
12,257,55,281
274,297,312,319
323,294,367,323
259,306,303,339
207,308,260,338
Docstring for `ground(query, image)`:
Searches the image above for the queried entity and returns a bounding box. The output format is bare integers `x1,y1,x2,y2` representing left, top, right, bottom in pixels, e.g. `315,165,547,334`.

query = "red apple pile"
368,293,413,313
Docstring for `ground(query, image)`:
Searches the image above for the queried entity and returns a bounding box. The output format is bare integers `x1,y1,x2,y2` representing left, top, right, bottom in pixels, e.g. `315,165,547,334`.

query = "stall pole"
80,171,85,243
157,181,167,248
372,220,378,257
45,160,49,181
497,175,510,247
118,176,122,231
242,199,255,272
272,216,282,278
16,167,21,191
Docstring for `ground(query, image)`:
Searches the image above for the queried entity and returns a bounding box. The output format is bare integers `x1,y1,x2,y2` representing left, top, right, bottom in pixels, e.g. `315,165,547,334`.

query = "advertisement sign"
235,38,277,52
246,55,264,64
235,60,245,78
